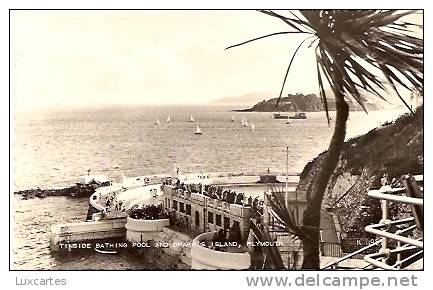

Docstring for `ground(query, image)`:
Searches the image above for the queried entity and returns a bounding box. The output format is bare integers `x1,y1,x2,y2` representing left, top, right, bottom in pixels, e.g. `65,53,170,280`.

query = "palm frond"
225,31,308,50
250,221,286,269
265,185,319,241
316,61,330,125
256,10,423,116
275,36,314,108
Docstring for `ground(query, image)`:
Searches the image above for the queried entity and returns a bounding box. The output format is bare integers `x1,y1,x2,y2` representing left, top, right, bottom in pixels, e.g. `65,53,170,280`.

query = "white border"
1,1,429,289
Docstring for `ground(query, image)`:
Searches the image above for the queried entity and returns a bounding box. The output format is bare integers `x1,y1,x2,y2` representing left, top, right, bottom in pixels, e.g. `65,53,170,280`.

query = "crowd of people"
102,191,126,213
164,177,265,208
163,177,265,217
170,181,246,206
202,184,245,205
204,223,242,252
183,183,265,214
129,203,169,220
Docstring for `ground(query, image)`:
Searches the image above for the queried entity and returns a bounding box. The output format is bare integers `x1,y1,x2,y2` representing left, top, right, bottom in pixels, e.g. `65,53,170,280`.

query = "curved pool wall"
117,184,163,208
177,172,299,186
90,184,123,211
89,181,164,214
88,172,299,219
191,232,251,270
125,216,170,243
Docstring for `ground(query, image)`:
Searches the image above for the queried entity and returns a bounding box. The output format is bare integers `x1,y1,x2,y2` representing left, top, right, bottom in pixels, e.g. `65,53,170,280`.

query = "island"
234,93,379,112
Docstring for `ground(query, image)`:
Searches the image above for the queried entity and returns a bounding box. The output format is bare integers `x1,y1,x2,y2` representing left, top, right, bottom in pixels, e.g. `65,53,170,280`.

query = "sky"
11,10,423,110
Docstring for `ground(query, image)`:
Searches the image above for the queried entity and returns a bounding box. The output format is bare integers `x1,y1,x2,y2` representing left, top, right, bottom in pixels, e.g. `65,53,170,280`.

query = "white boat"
242,116,248,127
155,117,160,125
190,115,195,122
231,115,236,122
166,116,171,123
289,112,307,119
251,123,255,131
195,125,202,135
274,112,289,119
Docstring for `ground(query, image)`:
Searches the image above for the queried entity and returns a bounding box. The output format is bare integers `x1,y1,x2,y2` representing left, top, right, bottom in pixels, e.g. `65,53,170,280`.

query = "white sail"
195,125,202,135
190,115,195,122
243,117,248,126
231,115,236,122
251,123,255,130
166,116,171,122
155,117,160,125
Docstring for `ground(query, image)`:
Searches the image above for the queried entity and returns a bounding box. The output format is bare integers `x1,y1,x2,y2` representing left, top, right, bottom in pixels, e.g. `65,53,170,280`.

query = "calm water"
12,105,405,269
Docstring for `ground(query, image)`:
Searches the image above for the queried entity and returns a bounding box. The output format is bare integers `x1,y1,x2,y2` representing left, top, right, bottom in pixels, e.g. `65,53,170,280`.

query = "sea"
12,105,406,270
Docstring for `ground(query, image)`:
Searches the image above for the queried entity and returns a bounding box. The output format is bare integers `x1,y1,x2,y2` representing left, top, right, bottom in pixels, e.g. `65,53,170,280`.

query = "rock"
15,183,102,200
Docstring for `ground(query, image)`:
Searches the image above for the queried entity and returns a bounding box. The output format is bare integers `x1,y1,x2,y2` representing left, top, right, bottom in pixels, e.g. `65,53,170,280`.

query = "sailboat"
166,116,171,123
155,117,160,125
190,115,195,122
231,115,236,122
251,123,255,131
242,116,248,127
194,125,202,135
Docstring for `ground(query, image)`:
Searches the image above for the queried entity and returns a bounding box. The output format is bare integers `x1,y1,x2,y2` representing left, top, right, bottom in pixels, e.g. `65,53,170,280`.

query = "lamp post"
286,146,289,208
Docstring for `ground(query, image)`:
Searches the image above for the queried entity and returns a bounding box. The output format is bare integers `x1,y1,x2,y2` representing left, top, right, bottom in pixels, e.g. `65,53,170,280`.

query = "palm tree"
250,185,305,269
227,10,423,269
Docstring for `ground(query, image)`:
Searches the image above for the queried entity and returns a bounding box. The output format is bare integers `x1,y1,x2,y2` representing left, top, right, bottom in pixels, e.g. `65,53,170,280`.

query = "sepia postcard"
10,9,423,273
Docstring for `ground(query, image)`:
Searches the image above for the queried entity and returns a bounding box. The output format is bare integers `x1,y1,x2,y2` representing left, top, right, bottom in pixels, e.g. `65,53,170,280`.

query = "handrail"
362,174,423,269
362,224,422,269
413,175,423,182
396,250,423,267
323,215,420,269
321,239,382,269
363,245,419,269
365,218,423,248
326,175,423,270
367,190,423,206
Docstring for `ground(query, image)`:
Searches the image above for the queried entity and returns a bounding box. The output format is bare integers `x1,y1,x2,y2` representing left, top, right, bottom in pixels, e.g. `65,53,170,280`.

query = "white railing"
366,189,423,206
362,174,423,269
322,174,423,270
321,239,382,269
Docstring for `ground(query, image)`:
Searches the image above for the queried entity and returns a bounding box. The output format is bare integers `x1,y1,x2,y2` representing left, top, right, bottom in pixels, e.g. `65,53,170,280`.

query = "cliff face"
296,106,423,237
237,93,379,112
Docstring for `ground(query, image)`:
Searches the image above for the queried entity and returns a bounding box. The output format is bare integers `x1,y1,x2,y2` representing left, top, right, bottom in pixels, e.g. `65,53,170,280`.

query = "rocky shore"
296,106,423,238
14,181,104,200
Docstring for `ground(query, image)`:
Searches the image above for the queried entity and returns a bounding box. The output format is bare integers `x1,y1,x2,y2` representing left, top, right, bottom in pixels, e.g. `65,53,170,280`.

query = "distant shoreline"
232,92,381,113
232,108,328,112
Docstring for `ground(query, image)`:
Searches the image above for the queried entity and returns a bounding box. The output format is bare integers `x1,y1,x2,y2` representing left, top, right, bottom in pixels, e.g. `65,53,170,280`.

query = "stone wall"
125,217,193,267
190,232,250,270
125,217,170,243
163,185,251,239
50,218,127,251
